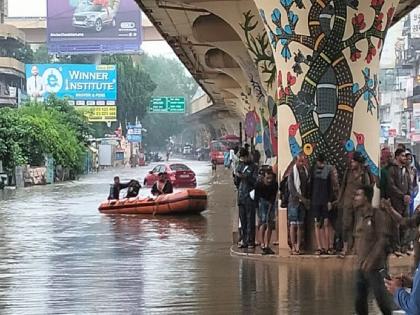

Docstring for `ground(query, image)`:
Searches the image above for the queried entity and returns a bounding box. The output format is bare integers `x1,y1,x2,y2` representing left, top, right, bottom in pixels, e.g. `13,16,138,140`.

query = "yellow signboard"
76,106,117,122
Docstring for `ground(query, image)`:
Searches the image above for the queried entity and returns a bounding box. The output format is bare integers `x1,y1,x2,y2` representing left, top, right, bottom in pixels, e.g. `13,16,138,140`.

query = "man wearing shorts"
287,154,309,255
310,154,334,255
255,170,278,255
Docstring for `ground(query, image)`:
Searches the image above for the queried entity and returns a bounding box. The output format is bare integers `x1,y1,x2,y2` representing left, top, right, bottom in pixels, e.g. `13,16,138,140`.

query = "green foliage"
0,97,92,172
0,108,28,170
32,45,49,63
102,55,156,130
14,44,34,64
140,55,199,149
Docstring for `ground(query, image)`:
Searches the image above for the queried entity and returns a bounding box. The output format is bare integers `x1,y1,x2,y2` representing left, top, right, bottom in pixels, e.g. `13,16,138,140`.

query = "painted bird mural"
353,132,379,176
343,139,356,161
288,123,302,158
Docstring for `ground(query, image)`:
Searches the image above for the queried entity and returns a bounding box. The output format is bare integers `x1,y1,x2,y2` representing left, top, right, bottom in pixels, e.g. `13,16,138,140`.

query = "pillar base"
277,208,289,249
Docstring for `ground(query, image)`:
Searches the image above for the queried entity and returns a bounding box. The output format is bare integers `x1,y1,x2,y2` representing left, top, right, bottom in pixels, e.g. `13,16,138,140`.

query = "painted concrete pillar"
252,0,399,248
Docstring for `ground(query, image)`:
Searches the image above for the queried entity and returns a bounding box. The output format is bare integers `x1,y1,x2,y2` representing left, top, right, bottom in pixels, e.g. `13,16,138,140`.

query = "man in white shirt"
27,66,45,102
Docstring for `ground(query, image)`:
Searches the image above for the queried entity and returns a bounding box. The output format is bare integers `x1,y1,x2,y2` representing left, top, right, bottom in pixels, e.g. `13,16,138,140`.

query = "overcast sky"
8,0,402,65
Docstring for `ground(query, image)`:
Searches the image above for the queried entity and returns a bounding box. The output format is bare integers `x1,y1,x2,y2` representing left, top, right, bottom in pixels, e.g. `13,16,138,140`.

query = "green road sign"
149,97,185,113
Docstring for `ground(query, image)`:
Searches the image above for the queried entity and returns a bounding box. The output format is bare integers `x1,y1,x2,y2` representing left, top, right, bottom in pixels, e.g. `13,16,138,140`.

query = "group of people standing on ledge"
233,145,278,255
284,144,420,260
232,143,420,314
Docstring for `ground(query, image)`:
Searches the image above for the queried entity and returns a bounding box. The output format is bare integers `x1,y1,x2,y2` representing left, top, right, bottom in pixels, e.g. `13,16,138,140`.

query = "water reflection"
0,162,388,314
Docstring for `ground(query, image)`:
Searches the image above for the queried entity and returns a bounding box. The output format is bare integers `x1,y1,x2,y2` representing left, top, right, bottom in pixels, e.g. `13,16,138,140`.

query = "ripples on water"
0,161,385,314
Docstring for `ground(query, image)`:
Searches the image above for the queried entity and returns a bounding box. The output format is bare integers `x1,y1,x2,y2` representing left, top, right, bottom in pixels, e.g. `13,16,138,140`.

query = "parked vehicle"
145,152,163,163
183,144,193,155
210,137,239,164
195,148,210,161
72,2,117,32
143,163,197,188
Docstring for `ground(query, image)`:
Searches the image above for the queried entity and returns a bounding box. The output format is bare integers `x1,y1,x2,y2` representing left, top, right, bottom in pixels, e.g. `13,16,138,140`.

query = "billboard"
77,106,117,122
127,123,143,143
25,64,117,101
47,0,142,54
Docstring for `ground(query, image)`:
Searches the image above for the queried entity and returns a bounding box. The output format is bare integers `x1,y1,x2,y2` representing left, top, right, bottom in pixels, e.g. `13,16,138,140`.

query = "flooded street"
0,160,383,314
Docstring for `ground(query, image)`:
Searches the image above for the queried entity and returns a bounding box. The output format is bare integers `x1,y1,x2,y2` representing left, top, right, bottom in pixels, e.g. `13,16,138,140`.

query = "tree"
102,55,156,131
0,97,92,173
32,45,49,63
0,108,28,171
140,55,199,149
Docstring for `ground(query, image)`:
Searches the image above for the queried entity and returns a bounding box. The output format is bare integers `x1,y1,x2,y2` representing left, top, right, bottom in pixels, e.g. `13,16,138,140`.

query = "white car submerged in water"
72,3,117,32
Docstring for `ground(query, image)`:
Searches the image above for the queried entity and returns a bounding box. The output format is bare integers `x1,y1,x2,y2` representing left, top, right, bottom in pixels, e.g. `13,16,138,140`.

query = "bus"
210,136,240,164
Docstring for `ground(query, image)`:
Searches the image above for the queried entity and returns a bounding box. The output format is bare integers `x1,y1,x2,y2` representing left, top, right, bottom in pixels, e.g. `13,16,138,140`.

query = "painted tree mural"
241,11,278,159
254,0,396,179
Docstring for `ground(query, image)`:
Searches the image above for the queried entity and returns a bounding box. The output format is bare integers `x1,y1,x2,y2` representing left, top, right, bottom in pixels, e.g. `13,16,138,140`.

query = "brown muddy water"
0,160,391,314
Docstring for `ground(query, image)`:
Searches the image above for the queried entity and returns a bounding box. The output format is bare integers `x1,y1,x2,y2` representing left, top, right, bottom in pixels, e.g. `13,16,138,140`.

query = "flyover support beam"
253,0,399,249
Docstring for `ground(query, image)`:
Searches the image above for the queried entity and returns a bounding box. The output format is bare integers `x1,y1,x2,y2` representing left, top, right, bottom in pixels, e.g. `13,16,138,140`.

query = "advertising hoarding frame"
47,0,142,55
25,64,117,102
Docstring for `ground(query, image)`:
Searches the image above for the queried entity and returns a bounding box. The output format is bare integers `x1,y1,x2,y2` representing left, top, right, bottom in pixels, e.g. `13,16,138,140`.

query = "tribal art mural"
257,0,395,179
241,11,278,159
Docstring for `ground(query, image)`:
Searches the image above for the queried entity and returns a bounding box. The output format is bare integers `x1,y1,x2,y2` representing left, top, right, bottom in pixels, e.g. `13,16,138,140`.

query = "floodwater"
0,160,388,314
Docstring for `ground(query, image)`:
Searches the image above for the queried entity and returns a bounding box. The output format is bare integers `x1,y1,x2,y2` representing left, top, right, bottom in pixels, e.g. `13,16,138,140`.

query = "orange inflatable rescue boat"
98,189,208,215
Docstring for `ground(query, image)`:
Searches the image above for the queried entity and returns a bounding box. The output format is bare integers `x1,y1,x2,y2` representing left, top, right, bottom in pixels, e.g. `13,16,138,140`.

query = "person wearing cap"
336,151,372,256
151,172,173,196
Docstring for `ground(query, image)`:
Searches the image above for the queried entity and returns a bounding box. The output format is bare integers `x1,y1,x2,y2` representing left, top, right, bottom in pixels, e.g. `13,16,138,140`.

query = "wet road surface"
0,160,387,314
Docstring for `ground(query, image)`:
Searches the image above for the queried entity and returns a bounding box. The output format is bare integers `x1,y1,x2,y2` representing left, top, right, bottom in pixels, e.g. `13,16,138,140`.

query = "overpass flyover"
4,14,163,48
135,0,420,248
135,0,419,152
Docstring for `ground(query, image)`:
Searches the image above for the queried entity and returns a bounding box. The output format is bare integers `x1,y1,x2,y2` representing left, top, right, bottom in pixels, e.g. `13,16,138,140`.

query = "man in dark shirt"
310,154,334,255
387,148,412,254
151,172,174,196
108,176,130,200
353,186,394,315
256,170,278,255
126,180,141,198
236,148,258,249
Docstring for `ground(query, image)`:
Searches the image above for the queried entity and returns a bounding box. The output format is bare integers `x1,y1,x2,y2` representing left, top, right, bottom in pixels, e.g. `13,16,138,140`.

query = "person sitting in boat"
151,172,173,196
126,180,142,198
108,176,131,200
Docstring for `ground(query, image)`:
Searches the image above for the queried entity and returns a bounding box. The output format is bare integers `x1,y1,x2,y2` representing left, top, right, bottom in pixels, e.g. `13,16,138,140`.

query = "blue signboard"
127,123,142,143
25,64,117,101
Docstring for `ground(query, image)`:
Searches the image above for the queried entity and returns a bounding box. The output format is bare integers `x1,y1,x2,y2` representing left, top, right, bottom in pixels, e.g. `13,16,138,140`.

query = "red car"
143,163,197,188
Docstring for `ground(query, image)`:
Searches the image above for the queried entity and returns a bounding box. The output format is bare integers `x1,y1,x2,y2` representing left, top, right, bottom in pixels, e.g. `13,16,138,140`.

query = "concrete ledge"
230,245,413,269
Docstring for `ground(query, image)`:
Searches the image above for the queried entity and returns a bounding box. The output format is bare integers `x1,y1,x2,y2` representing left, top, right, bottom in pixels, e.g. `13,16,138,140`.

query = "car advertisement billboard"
47,0,142,54
25,64,117,101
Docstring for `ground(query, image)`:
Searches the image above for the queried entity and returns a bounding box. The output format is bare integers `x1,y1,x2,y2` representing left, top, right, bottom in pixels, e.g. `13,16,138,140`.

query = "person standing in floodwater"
235,148,258,249
353,186,394,315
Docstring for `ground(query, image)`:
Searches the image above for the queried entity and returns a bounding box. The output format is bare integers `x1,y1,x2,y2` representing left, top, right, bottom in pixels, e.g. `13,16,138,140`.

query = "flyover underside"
135,0,419,122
